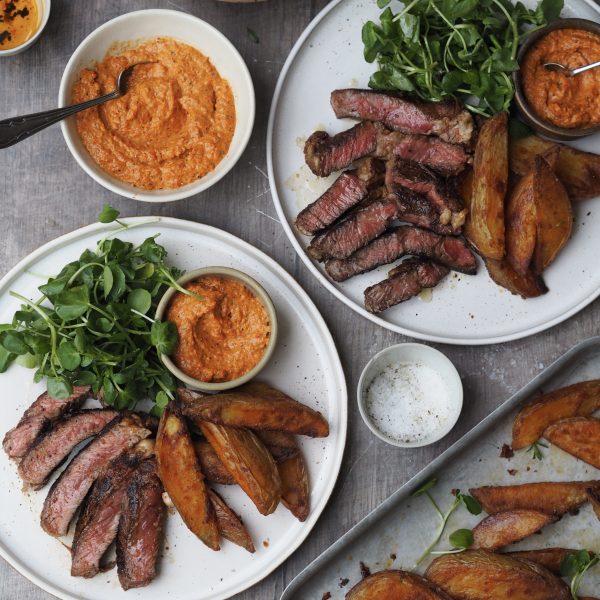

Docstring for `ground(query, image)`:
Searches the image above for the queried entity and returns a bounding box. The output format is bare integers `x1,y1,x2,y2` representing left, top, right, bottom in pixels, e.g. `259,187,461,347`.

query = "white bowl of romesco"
357,343,462,448
58,9,255,202
155,267,278,392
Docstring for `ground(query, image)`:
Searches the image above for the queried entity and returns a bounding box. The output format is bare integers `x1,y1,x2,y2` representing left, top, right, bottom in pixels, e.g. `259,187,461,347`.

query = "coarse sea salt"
365,361,451,444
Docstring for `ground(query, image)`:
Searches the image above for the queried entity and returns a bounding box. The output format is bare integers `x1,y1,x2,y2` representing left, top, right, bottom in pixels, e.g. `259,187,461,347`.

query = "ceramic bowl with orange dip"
155,267,277,392
514,18,600,141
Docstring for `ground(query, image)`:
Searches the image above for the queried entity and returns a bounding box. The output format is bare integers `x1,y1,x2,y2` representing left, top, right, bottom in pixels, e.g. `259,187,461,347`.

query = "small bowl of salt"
357,343,462,448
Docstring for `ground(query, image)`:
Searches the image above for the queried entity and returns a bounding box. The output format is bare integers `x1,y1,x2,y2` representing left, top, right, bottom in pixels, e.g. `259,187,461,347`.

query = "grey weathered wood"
0,0,597,598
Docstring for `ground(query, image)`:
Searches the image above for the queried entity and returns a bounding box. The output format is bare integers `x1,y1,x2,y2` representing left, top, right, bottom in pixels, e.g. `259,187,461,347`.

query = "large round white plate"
0,218,347,600
267,0,600,345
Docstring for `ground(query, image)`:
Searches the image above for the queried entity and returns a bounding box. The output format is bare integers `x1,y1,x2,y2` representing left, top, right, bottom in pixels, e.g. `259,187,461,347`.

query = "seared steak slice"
364,258,449,313
326,226,476,282
41,414,151,537
392,186,456,235
386,158,467,232
295,171,368,235
3,386,91,459
117,459,165,590
304,121,378,177
376,130,470,175
19,409,118,489
355,157,386,187
71,444,153,578
330,89,474,145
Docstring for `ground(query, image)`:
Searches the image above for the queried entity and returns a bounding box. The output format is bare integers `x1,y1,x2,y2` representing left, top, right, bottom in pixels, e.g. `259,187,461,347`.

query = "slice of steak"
376,130,470,175
386,158,467,232
364,257,449,313
304,121,378,177
354,157,386,188
19,409,118,489
295,171,368,235
330,89,474,145
3,386,91,459
116,459,166,591
325,226,477,282
41,413,151,537
71,444,153,578
392,186,456,235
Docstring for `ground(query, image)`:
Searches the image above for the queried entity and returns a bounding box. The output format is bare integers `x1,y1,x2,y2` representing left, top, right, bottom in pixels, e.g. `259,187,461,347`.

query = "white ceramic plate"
0,218,346,600
267,0,600,345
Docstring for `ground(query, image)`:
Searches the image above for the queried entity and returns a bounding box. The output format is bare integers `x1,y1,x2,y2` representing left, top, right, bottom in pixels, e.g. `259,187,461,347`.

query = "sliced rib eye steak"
19,409,118,489
391,186,457,235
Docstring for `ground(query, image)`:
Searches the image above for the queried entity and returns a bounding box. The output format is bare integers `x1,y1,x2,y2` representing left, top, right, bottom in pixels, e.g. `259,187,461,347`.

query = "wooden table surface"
1,1,599,598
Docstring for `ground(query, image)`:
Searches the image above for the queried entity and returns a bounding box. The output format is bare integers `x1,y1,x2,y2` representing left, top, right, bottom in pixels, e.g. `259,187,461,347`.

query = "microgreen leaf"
412,478,437,496
449,528,473,549
560,550,599,600
458,493,482,515
151,320,178,355
528,441,548,460
127,289,152,315
98,204,120,224
57,341,81,371
47,376,73,400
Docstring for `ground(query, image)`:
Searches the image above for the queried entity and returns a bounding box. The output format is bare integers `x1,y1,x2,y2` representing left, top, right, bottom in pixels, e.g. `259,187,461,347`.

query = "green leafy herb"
528,440,548,460
247,27,260,44
362,0,564,116
560,550,599,600
98,204,121,224
448,528,473,550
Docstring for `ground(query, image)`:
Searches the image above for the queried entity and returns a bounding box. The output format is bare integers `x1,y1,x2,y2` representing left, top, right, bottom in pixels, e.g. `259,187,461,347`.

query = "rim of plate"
59,9,255,203
0,217,347,600
266,0,600,346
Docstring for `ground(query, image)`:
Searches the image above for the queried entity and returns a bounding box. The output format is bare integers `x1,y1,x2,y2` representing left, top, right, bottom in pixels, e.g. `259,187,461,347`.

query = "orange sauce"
0,0,39,50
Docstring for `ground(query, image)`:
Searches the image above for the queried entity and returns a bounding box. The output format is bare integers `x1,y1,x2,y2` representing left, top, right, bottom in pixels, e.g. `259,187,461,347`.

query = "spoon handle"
0,90,120,149
572,60,600,75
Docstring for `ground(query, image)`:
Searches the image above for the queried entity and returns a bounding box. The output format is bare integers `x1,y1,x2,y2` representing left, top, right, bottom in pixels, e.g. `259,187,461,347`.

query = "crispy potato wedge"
472,509,557,550
484,258,548,298
254,430,300,462
469,481,599,516
504,548,590,575
278,451,309,522
544,417,600,469
512,380,600,450
426,549,570,600
155,405,220,551
588,487,600,521
179,387,329,438
208,489,254,553
465,112,508,260
194,441,235,485
200,421,281,515
532,156,573,273
345,570,455,600
510,134,600,200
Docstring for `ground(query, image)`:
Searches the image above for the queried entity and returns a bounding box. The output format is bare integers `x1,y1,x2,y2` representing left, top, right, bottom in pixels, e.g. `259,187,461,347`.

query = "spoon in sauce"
543,59,600,77
0,61,152,149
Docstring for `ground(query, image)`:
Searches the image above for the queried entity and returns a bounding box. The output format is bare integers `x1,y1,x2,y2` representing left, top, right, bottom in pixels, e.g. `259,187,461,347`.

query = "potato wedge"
278,451,309,522
510,134,600,200
472,509,557,550
532,156,573,273
484,258,548,299
512,380,600,450
254,430,300,463
194,441,235,485
200,421,281,515
426,550,570,600
504,548,590,575
345,570,454,600
155,405,220,551
208,489,254,553
469,481,599,516
588,487,600,521
544,417,600,469
465,112,508,260
179,387,329,438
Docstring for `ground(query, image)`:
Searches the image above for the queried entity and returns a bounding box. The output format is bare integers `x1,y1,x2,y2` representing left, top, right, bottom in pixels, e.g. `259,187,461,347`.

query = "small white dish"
0,0,50,57
58,9,255,202
357,343,463,448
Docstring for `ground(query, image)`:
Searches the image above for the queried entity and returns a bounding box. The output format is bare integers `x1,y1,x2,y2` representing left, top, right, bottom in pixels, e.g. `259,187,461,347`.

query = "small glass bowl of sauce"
0,0,50,57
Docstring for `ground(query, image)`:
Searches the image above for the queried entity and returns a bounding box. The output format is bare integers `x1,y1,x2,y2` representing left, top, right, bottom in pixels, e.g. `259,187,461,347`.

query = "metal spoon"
0,62,152,149
543,60,600,77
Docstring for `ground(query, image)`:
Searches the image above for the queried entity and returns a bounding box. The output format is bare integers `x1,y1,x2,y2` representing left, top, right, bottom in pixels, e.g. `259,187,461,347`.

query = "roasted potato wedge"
278,451,309,522
505,548,594,576
544,417,600,469
465,111,508,260
345,570,454,600
200,421,281,515
510,134,600,200
208,489,254,553
588,487,600,521
426,550,570,600
472,509,557,550
179,387,329,438
484,258,548,298
254,430,300,463
512,380,600,450
194,441,235,485
155,405,220,551
469,481,599,516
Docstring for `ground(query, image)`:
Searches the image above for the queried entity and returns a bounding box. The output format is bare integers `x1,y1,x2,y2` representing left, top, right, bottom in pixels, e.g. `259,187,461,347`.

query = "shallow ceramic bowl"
0,0,51,57
357,343,463,448
59,9,255,202
514,18,600,141
155,266,278,392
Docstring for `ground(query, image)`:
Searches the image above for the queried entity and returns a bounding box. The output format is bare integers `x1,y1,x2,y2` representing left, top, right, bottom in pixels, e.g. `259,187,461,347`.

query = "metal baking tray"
282,337,600,599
